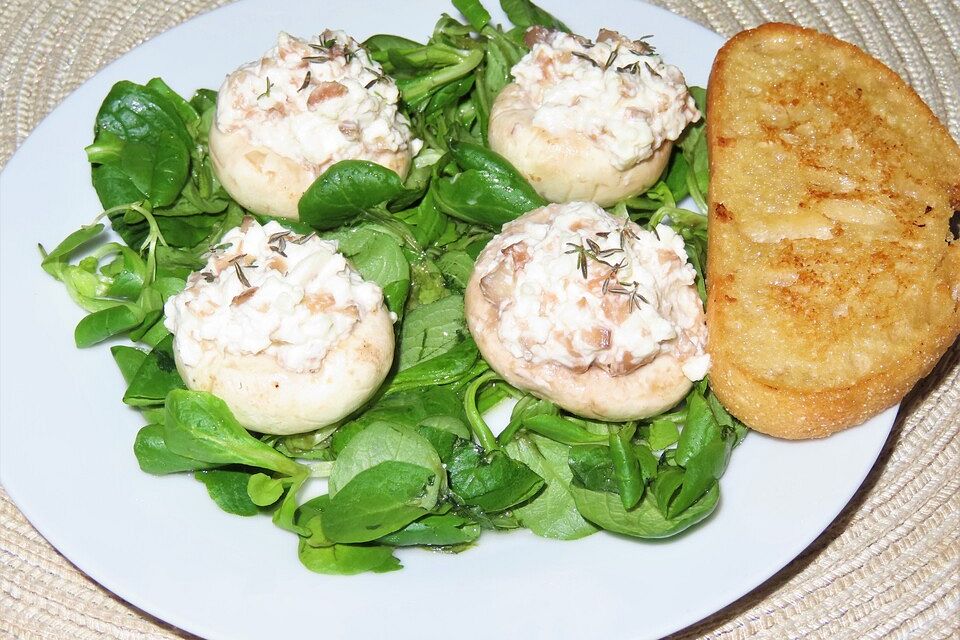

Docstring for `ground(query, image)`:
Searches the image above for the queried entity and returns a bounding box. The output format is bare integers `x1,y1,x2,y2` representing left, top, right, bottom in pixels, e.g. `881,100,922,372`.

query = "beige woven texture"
1,0,958,638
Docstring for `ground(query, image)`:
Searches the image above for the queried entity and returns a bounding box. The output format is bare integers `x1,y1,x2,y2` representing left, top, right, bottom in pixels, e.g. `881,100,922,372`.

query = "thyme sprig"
303,36,344,62
233,261,251,288
586,237,625,258
202,230,301,287
298,70,312,92
364,66,388,89
617,60,661,78
603,45,620,70
619,222,638,248
561,222,651,314
310,37,337,50
256,77,274,100
571,51,600,68
601,259,626,294
319,35,357,63
268,230,291,257
633,35,656,55
607,280,650,310
564,241,592,278
565,237,625,280
290,232,316,245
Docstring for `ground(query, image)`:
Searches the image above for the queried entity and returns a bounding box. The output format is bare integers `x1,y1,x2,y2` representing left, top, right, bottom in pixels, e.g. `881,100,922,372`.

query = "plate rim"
0,1,898,638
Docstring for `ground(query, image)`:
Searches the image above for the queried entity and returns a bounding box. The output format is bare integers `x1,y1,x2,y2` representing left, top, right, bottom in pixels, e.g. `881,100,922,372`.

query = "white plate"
0,1,895,639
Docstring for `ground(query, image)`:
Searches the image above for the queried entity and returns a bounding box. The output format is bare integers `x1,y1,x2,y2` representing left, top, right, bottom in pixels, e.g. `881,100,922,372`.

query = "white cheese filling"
478,202,709,381
510,29,700,170
216,30,421,176
163,219,387,373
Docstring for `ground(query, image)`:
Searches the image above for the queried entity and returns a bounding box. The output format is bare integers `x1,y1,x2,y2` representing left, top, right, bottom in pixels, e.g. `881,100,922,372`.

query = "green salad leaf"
499,0,569,31
397,294,467,369
570,483,720,539
448,441,544,512
196,469,260,516
122,335,184,407
134,423,218,475
434,141,546,226
505,435,598,540
296,496,403,575
88,80,192,208
385,336,480,394
379,513,481,547
163,390,306,478
322,461,437,543
328,422,446,509
299,161,408,229
325,224,411,316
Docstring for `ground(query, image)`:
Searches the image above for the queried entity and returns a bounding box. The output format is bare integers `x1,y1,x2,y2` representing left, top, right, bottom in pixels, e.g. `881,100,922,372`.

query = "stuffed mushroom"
209,31,421,219
163,218,395,435
465,202,709,420
489,28,700,206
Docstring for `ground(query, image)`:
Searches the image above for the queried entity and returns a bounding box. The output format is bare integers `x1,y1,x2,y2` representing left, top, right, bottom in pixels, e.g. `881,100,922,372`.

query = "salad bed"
40,0,746,575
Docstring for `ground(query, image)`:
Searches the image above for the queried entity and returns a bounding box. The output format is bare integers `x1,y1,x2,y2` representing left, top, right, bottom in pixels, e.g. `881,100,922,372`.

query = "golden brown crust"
706,22,960,439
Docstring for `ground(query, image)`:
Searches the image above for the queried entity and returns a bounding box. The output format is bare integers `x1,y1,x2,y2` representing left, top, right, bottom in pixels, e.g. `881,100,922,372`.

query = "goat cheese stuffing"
216,30,421,176
510,28,700,170
477,202,709,381
164,219,387,373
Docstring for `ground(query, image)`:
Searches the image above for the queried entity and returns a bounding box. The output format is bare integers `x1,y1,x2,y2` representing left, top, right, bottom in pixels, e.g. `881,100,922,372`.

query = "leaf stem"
685,170,707,213
496,395,536,446
463,370,501,451
307,461,334,478
399,47,484,104
361,207,423,254
610,421,643,510
651,409,688,424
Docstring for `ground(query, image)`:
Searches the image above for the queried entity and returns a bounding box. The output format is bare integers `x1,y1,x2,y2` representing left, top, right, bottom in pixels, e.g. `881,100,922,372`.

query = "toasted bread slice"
706,23,960,439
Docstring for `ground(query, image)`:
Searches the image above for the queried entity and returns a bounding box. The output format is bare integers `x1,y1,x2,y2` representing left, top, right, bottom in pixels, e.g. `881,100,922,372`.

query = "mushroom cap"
173,303,395,435
464,206,692,421
208,123,412,220
488,83,672,207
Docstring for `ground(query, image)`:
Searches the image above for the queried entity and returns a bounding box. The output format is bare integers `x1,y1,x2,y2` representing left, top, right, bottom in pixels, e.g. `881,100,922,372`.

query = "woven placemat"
1,1,958,638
